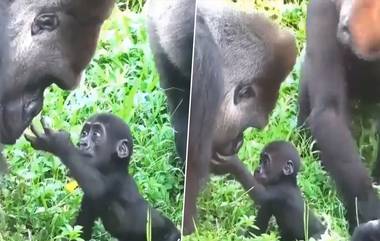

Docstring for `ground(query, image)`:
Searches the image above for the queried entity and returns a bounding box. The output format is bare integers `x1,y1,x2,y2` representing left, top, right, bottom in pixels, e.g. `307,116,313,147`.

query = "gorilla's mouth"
0,106,32,145
79,149,95,157
213,132,244,161
0,117,22,145
0,86,45,145
78,144,95,157
81,151,94,157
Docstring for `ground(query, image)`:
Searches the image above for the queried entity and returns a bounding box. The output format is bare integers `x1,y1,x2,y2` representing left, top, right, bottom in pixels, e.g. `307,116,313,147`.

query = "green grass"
0,6,183,241
184,1,371,240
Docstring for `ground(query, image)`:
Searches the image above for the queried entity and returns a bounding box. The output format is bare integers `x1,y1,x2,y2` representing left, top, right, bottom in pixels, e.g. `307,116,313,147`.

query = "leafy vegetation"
184,0,365,240
0,5,183,241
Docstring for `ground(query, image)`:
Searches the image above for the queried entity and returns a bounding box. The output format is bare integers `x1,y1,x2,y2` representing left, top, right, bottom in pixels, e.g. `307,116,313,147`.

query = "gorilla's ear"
282,160,294,176
116,139,129,159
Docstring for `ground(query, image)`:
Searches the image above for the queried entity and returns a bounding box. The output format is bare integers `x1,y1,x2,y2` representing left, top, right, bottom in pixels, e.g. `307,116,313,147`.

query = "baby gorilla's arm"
25,118,112,200
212,154,270,204
149,207,181,241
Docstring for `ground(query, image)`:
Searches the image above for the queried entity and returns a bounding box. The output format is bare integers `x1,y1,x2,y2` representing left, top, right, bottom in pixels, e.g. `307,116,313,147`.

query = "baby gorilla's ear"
282,160,294,176
116,139,130,159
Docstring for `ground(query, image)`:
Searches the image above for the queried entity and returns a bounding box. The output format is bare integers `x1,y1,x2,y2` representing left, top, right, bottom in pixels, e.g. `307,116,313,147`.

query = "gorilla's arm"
301,0,380,230
25,123,114,200
252,206,271,235
183,12,224,234
150,208,181,241
75,196,97,240
55,147,114,200
211,155,272,204
147,0,194,160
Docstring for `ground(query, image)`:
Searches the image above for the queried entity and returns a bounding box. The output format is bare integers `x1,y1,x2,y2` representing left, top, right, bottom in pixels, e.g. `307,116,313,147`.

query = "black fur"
246,141,325,241
352,219,380,241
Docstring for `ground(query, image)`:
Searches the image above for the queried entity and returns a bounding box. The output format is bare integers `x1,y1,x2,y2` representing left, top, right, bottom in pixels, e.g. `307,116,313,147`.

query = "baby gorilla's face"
77,116,132,168
254,150,291,186
78,121,107,159
254,152,271,185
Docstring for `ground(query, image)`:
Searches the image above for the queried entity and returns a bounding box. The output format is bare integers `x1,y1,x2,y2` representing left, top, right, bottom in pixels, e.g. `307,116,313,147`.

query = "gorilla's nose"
79,141,90,149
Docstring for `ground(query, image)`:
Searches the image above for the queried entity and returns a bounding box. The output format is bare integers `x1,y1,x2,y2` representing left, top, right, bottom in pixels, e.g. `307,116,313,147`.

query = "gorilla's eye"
261,158,267,167
239,86,255,99
81,130,88,137
234,85,256,104
93,131,101,138
261,153,270,166
32,13,59,36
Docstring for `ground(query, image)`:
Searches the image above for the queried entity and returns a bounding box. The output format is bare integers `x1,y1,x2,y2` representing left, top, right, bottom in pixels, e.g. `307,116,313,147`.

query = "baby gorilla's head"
254,141,300,185
78,113,133,169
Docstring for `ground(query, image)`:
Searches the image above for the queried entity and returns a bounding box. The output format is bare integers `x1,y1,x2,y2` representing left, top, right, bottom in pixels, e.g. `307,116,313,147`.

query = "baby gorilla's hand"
25,118,71,155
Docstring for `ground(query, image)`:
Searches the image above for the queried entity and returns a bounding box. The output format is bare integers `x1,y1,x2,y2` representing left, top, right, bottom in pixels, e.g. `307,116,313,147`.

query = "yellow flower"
65,180,79,193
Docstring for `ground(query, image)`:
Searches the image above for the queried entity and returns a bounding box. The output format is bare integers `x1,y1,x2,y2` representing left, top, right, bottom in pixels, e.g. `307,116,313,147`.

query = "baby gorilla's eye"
261,159,268,168
260,153,271,166
93,131,101,138
81,131,88,137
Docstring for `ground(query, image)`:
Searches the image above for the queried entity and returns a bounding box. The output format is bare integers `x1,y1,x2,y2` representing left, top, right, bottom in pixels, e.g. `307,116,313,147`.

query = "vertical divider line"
181,0,199,237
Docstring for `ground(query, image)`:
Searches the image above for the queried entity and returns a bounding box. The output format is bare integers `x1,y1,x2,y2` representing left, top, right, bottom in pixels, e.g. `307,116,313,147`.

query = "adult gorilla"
299,0,380,233
0,0,114,166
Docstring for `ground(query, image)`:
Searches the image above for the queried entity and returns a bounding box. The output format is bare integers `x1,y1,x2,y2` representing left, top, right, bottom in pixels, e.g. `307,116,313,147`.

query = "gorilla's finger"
24,134,37,144
40,117,52,135
30,124,41,138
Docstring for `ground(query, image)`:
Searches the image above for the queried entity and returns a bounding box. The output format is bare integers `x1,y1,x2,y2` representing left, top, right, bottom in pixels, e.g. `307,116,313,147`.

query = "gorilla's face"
211,12,297,158
213,74,281,156
0,0,114,144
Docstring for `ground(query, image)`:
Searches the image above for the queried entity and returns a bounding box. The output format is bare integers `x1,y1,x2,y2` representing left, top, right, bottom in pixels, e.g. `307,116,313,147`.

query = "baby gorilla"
247,141,325,241
25,114,180,241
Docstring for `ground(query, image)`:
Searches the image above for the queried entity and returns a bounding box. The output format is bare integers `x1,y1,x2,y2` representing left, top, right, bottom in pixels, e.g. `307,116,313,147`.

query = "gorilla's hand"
25,118,71,155
211,153,241,175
